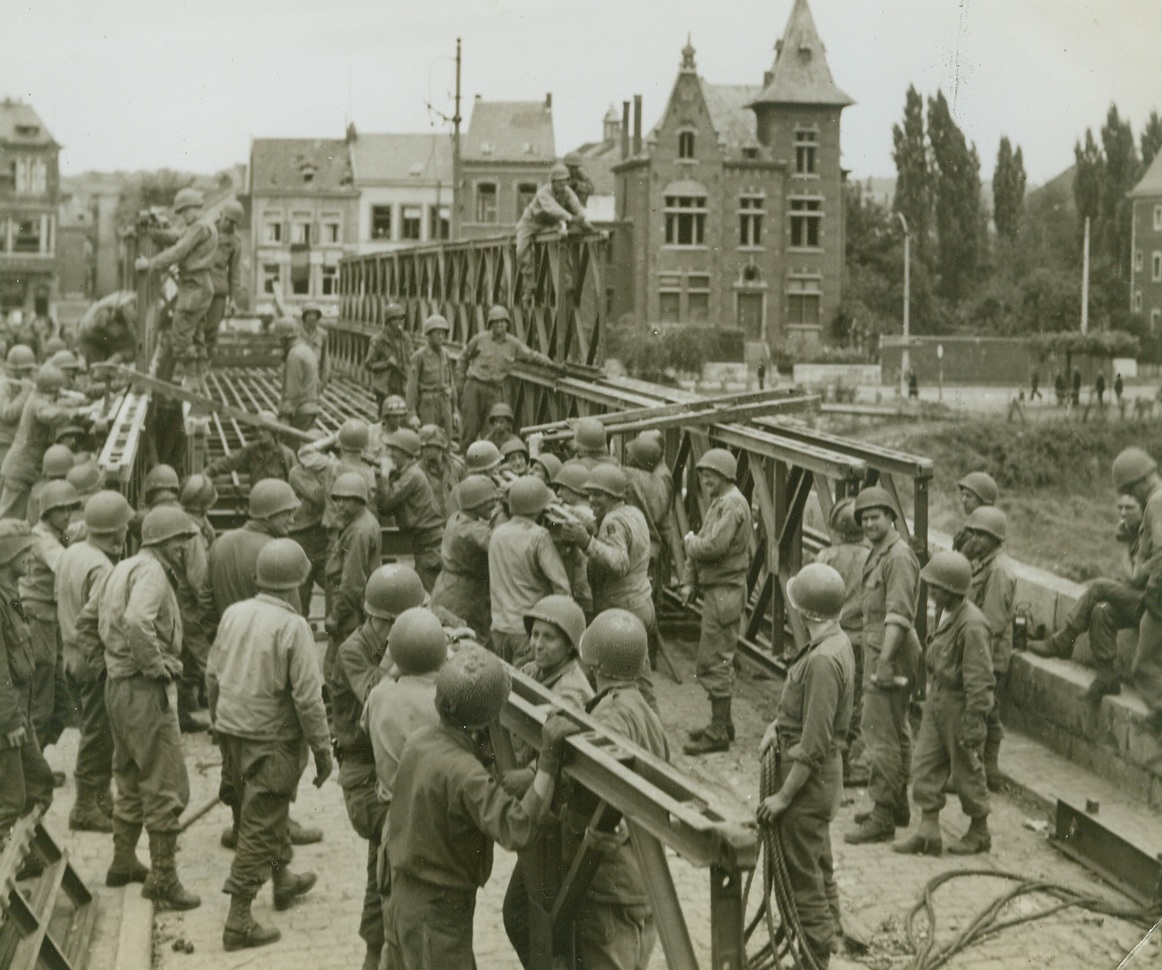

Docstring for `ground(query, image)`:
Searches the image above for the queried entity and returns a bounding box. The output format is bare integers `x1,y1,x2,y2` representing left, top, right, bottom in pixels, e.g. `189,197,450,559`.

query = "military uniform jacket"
405,346,456,412
281,340,320,417
200,520,281,633
206,440,296,484
624,465,673,561
56,540,114,671
969,549,1015,674
151,217,218,280
777,630,855,773
585,502,653,614
378,460,443,541
517,183,585,234
1133,481,1162,592
362,671,440,802
300,321,330,384
816,541,870,638
457,333,550,386
0,583,34,744
488,517,571,635
925,599,994,722
0,379,32,448
681,485,752,589
860,532,920,651
0,392,72,486
430,511,493,629
20,520,67,621
331,621,389,762
520,657,594,712
326,507,382,634
208,224,242,300
364,326,411,397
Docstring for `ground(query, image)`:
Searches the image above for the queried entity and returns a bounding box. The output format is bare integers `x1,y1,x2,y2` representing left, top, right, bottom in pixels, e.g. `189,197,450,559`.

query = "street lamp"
897,212,911,399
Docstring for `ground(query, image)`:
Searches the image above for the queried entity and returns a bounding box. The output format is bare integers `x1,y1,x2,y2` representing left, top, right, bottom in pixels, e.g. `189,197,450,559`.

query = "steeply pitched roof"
349,133,452,184
463,99,555,162
570,138,620,196
702,83,764,151
250,139,355,194
0,99,57,147
749,0,853,108
1130,151,1162,199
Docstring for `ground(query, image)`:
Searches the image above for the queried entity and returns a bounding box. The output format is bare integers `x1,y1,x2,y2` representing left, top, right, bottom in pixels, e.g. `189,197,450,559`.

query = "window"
1153,309,1161,334
687,274,710,322
291,214,311,246
787,277,822,327
475,183,497,223
678,131,695,160
794,129,818,175
371,206,393,240
1137,250,1144,272
263,216,283,244
321,263,339,296
664,195,706,246
401,206,422,241
739,194,764,247
1154,252,1162,282
0,219,7,252
1155,205,1162,231
1134,289,1143,312
789,198,822,248
321,214,341,244
13,219,40,254
516,183,537,218
13,157,47,194
262,263,281,294
429,206,450,241
659,290,681,321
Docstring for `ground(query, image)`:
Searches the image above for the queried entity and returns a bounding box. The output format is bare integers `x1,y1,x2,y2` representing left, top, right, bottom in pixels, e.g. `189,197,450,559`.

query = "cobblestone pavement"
35,632,1161,970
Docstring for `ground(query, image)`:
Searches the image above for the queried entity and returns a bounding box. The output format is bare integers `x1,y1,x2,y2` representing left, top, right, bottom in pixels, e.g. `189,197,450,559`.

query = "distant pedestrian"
1029,370,1042,401
1095,373,1106,407
907,369,919,400
1054,372,1066,406
1071,370,1082,406
1114,373,1124,405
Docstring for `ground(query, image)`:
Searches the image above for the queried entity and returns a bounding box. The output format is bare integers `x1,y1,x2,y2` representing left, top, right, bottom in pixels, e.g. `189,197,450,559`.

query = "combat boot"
1027,630,1073,659
287,816,323,845
105,818,150,887
1081,670,1121,704
855,797,909,828
272,862,317,911
892,811,943,856
141,832,200,910
223,893,281,951
683,698,732,755
844,807,896,844
177,684,209,733
70,786,114,833
947,816,991,855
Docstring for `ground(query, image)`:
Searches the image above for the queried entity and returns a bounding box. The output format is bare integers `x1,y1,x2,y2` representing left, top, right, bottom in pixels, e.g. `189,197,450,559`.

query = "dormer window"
678,131,695,160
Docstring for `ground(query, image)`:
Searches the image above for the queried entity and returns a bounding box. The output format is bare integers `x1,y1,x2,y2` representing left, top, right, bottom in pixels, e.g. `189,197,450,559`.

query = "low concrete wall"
792,363,881,386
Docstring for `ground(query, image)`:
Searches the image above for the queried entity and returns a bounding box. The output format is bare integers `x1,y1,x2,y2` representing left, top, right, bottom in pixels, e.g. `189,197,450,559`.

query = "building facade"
610,0,851,347
1130,150,1162,334
0,99,60,316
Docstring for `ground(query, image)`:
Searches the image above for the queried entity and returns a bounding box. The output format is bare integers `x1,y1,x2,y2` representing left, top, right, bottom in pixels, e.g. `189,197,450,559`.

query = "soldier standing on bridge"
364,303,410,415
572,418,617,469
275,319,320,432
204,200,245,358
323,472,382,678
299,303,330,388
430,475,498,644
405,314,456,438
418,425,464,517
514,163,593,304
376,429,444,592
682,448,753,756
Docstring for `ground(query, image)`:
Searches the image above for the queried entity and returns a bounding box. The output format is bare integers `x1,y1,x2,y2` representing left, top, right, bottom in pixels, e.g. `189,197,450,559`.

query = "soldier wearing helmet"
26,443,73,526
562,150,595,207
757,562,855,966
482,402,516,449
0,345,37,467
894,551,994,858
74,506,202,910
205,411,296,484
431,475,499,641
514,164,593,307
681,448,754,755
499,435,529,476
455,305,558,450
405,314,456,438
203,200,246,356
135,187,218,380
489,476,571,666
298,418,378,526
364,303,411,413
323,472,383,673
417,424,465,517
549,459,597,611
383,644,579,969
207,538,330,952
953,471,999,552
56,491,134,835
624,432,675,599
275,319,320,432
376,429,444,592
571,418,616,470
521,595,593,710
844,485,922,846
365,395,409,464
179,474,219,552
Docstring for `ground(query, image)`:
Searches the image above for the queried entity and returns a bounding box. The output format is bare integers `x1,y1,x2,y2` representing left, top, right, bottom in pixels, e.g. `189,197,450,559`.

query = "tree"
891,86,932,269
1141,110,1162,170
927,90,982,302
993,136,1027,240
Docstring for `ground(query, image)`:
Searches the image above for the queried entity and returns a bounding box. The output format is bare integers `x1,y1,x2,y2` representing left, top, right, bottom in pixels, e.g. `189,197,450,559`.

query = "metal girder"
1051,798,1162,907
757,417,935,480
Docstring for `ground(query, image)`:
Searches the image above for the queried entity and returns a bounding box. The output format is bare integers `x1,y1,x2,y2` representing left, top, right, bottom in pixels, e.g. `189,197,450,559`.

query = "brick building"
1130,149,1162,334
611,0,851,347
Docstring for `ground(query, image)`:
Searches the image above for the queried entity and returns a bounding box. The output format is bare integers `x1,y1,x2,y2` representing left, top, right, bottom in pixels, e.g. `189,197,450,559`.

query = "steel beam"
1051,798,1162,907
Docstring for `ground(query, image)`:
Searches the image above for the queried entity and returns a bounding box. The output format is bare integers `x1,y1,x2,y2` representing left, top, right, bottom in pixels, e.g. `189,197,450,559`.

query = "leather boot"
361,944,380,970
855,801,910,827
947,816,991,855
287,816,323,845
844,806,896,844
70,785,114,833
142,831,201,910
106,818,150,887
1027,630,1073,659
177,684,209,733
892,811,943,856
1081,670,1121,703
272,862,317,911
683,698,732,755
223,892,281,951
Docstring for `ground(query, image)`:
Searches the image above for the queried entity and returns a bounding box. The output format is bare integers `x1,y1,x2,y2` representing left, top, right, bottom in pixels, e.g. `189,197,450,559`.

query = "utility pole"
451,37,463,240
1080,215,1090,334
897,212,911,398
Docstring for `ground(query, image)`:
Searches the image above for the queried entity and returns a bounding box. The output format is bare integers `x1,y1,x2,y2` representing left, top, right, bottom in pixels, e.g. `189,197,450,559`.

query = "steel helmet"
957,471,999,506
381,395,408,418
487,305,512,327
828,498,860,539
83,490,134,534
338,418,370,452
465,440,501,474
488,402,515,422
66,462,102,495
573,419,607,453
6,344,36,371
920,550,972,597
384,303,405,321
550,163,570,182
499,436,529,458
553,460,591,495
422,314,450,335
695,448,737,481
787,563,846,623
54,424,85,445
143,463,180,499
853,485,898,523
508,476,553,516
42,444,74,478
387,428,421,457
964,505,1007,543
38,480,81,516
524,595,586,654
532,452,562,481
180,473,218,511
364,564,426,619
435,643,511,728
248,478,300,519
221,200,244,223
330,471,370,503
387,606,448,675
457,475,499,512
1113,448,1158,491
563,152,582,167
626,433,663,471
581,608,646,680
172,187,204,212
0,519,35,566
301,302,323,320
140,506,198,547
35,364,67,394
585,464,627,499
271,317,298,340
418,425,448,450
49,350,82,373
43,337,67,357
255,538,312,591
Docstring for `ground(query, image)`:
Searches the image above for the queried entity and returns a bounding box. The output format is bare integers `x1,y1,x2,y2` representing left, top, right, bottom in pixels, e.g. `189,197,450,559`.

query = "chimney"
620,101,631,160
632,95,642,156
763,70,773,87
545,92,552,110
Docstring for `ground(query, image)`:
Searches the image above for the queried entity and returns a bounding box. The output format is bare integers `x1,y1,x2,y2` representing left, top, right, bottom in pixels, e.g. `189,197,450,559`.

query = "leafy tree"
1142,110,1162,169
1073,129,1102,230
891,86,932,269
927,90,982,302
993,136,1026,240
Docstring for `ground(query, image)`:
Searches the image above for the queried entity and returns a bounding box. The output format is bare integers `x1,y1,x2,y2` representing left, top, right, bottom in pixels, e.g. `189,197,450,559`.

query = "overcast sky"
5,0,1159,186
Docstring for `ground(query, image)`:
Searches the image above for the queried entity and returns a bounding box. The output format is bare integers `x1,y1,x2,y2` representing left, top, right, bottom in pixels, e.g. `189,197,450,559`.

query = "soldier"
57,491,134,835
953,471,998,552
74,291,137,367
431,475,498,643
960,507,1015,792
179,474,218,553
135,187,218,380
0,520,55,858
484,402,517,449
208,539,331,951
323,472,382,677
405,314,455,437
530,451,561,486
27,443,73,527
521,596,593,710
0,345,36,467
377,429,444,592
489,477,571,666
681,448,753,756
366,396,408,464
514,164,593,302
383,645,579,969
624,430,674,599
204,200,245,357
76,507,201,908
571,418,616,470
456,305,557,449
757,563,855,968
204,411,296,483
894,551,994,856
274,319,320,432
299,303,330,387
499,436,530,476
287,448,329,618
845,486,922,846
302,418,379,523
364,303,410,414
562,151,595,207
550,460,596,613
418,424,464,517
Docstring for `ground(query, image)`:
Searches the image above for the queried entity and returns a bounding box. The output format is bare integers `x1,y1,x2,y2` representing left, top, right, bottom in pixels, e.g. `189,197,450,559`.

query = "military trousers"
340,759,389,953
911,687,989,819
384,872,478,970
575,900,658,970
1134,609,1162,716
415,389,454,438
1065,579,1143,667
203,293,227,353
28,613,68,748
860,646,912,817
694,584,745,700
0,733,54,837
170,275,213,362
105,676,189,833
290,524,328,620
66,664,113,795
460,378,504,453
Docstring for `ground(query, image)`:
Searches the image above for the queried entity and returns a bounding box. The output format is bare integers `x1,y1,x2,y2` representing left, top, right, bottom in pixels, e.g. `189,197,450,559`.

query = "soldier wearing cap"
135,187,218,379
275,318,320,432
515,165,593,302
681,448,753,755
204,200,245,356
376,429,444,592
405,314,456,437
364,304,411,413
431,475,498,643
204,411,296,483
